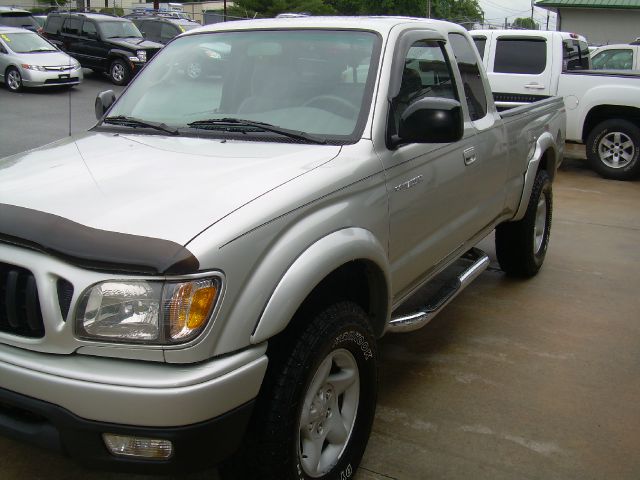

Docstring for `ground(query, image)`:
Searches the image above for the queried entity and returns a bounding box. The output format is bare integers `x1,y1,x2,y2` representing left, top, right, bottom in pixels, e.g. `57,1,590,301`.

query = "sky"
477,0,558,30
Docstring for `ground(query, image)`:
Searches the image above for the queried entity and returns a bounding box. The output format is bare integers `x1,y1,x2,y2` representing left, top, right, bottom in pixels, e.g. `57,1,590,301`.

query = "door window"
591,49,633,70
473,36,487,59
389,40,458,137
495,38,546,74
449,33,488,121
82,21,97,38
141,21,161,41
44,15,63,35
62,18,82,35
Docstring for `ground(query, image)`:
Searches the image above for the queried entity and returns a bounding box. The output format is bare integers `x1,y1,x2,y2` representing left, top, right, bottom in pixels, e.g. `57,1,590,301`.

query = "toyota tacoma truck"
472,29,640,180
0,17,565,480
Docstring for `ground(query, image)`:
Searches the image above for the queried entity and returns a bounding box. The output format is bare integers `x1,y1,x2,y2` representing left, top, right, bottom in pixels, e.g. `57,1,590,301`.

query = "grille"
0,262,44,338
43,77,79,85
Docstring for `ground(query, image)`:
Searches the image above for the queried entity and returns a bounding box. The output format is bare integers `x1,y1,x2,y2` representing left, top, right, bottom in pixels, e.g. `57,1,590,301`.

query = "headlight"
136,50,147,62
75,277,221,345
21,64,46,71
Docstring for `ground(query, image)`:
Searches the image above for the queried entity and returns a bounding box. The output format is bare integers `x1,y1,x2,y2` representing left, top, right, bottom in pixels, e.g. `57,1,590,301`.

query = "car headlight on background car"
136,50,147,62
75,277,221,344
21,64,46,71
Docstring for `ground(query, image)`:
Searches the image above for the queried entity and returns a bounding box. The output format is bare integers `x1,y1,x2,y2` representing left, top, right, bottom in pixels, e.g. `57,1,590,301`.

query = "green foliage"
513,17,539,30
99,7,124,16
232,0,335,17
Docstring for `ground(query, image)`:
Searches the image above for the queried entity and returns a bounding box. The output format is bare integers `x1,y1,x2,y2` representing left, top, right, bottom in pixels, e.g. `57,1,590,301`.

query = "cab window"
62,18,81,35
495,38,546,74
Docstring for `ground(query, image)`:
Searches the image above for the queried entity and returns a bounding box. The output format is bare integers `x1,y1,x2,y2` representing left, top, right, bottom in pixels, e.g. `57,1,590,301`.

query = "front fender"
251,227,391,345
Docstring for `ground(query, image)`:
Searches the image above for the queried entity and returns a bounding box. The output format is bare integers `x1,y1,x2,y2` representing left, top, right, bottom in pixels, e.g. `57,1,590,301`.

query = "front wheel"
5,67,23,92
586,119,640,180
222,301,377,480
496,169,552,278
109,59,131,86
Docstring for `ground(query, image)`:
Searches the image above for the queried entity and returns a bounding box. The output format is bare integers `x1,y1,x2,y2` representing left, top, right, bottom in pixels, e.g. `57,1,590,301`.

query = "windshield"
106,29,380,143
0,31,57,53
0,13,39,29
99,20,143,39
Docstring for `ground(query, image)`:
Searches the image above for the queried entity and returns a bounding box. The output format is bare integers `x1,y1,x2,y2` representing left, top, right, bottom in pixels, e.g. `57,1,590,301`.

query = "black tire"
109,59,131,86
586,119,640,180
496,169,552,278
5,67,23,92
222,301,377,480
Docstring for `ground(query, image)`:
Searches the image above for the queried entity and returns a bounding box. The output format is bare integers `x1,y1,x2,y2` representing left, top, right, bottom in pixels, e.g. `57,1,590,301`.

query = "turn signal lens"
166,279,218,342
103,434,173,459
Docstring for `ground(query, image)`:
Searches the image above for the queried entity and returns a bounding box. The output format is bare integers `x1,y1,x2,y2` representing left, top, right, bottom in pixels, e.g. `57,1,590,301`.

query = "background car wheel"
5,67,23,92
109,59,131,86
221,301,377,480
495,169,552,278
586,119,640,180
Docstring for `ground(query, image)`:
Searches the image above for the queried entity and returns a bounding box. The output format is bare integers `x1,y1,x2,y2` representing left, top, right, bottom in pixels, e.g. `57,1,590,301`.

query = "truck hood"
0,132,341,248
107,37,163,50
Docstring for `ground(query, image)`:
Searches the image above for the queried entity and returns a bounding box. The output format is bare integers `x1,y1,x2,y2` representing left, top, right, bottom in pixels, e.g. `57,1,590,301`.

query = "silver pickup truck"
0,17,565,480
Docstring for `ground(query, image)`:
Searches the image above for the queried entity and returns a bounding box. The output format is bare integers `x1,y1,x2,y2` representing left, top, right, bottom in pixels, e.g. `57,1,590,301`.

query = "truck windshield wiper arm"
186,118,327,144
102,116,179,136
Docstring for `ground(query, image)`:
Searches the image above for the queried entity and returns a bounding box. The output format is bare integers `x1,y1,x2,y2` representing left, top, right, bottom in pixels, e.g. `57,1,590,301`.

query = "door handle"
463,147,477,166
524,83,545,90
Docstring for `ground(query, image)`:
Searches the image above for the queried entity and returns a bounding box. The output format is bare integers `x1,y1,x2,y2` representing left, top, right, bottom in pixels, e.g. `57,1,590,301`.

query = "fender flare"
250,227,391,344
105,49,133,70
513,131,557,221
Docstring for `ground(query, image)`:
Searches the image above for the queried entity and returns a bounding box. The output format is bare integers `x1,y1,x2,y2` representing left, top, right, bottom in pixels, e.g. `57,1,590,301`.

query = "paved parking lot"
0,79,639,479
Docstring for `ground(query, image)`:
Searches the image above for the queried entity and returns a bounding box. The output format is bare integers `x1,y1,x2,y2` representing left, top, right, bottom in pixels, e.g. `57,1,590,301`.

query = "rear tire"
221,301,377,480
5,67,22,92
496,170,552,278
586,119,640,180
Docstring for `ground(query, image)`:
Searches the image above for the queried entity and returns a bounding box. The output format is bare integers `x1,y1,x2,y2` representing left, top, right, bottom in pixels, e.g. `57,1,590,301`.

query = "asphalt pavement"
0,78,639,480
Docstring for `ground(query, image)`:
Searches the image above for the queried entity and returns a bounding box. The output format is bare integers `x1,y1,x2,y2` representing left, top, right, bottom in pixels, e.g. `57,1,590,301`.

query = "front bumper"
0,386,254,473
0,343,268,471
21,67,83,88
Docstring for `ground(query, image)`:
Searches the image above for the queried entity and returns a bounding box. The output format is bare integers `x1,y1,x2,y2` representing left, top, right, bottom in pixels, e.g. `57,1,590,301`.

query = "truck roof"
188,16,469,37
471,29,587,43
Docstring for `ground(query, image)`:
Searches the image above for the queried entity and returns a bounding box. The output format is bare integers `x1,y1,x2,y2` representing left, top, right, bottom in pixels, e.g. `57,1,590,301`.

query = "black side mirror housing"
95,90,116,120
394,97,463,147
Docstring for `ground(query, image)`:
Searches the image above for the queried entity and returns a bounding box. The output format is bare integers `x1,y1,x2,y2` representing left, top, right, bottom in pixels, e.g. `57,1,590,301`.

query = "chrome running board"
387,248,490,333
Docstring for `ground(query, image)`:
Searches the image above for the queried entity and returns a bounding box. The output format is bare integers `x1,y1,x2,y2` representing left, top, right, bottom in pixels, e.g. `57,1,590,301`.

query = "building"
536,0,640,45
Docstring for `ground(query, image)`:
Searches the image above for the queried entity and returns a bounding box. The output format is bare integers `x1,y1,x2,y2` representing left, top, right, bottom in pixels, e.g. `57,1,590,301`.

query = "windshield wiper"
187,118,327,144
103,116,179,136
28,48,56,53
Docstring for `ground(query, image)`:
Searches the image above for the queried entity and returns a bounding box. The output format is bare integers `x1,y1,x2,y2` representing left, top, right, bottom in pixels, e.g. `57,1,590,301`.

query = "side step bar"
387,248,490,333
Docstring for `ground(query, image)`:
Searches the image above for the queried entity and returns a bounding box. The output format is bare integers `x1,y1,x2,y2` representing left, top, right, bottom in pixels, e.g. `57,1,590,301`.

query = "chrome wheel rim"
7,70,20,91
534,194,547,255
111,63,125,83
598,131,635,169
298,348,360,478
187,62,201,79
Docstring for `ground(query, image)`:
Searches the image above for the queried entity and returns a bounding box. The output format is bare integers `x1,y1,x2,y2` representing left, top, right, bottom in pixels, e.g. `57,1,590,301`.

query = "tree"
231,0,335,17
513,17,539,30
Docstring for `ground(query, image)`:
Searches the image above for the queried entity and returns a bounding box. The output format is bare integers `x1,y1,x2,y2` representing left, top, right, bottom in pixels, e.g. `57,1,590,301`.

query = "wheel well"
283,260,388,341
582,105,640,142
537,147,556,182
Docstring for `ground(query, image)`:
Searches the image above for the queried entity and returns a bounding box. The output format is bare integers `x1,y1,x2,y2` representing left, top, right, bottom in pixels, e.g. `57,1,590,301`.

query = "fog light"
103,434,173,459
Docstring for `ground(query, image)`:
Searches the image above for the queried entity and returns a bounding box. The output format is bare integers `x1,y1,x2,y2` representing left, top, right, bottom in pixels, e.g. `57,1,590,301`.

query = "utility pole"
546,10,550,30
427,0,431,19
224,0,227,21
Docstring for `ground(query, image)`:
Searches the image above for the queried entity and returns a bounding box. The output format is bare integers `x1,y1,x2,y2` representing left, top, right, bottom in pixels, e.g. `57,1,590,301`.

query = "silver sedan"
0,26,83,92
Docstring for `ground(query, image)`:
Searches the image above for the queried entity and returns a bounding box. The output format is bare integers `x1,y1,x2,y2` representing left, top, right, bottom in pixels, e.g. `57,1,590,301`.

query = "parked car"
0,26,82,92
129,15,201,44
590,43,640,71
0,16,565,479
42,12,162,85
0,6,41,32
472,29,640,180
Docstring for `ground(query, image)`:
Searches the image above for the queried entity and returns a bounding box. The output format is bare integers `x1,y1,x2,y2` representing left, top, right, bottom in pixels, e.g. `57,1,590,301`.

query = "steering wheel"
303,95,358,119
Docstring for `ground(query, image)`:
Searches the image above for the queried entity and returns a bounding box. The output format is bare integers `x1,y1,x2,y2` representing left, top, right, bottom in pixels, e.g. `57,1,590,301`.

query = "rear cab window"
473,36,486,60
563,38,590,70
448,32,488,121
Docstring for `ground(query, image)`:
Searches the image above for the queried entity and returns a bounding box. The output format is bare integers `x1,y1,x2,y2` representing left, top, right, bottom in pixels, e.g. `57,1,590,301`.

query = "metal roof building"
536,0,640,44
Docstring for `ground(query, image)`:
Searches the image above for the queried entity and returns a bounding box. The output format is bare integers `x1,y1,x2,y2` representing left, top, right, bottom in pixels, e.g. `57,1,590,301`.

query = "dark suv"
128,15,201,44
43,13,163,85
0,7,40,32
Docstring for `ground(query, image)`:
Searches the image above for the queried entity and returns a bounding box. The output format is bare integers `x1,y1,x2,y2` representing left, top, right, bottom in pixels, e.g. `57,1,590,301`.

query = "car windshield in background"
0,13,39,29
0,31,57,53
106,29,380,143
99,21,142,39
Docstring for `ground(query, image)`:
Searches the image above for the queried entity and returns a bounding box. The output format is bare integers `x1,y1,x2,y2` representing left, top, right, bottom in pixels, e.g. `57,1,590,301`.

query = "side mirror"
394,97,463,146
95,90,116,120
